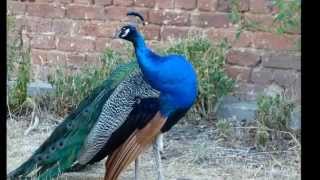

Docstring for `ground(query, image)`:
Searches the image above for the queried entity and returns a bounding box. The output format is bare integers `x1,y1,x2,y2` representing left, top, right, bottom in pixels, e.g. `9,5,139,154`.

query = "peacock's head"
117,25,138,41
116,11,145,42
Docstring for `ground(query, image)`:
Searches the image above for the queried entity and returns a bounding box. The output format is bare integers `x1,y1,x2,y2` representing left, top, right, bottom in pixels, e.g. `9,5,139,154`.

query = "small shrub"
48,49,131,115
7,16,31,113
255,94,296,149
216,119,232,139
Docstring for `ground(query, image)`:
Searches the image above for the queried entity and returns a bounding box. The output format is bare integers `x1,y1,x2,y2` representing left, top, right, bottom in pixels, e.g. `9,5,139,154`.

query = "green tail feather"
8,61,138,179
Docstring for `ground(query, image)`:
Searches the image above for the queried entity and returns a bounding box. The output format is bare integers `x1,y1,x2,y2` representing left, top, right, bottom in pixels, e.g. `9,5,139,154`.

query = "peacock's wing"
8,61,138,180
77,70,160,165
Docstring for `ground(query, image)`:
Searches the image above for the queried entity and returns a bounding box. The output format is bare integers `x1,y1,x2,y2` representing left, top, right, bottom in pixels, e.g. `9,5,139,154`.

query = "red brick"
149,11,190,26
24,17,52,33
110,39,126,50
155,0,174,9
73,0,92,5
114,0,133,6
31,49,47,65
51,19,74,35
175,0,197,10
216,0,249,12
86,53,102,65
251,32,298,50
26,3,65,18
56,0,72,3
31,35,55,49
35,0,54,2
66,53,86,66
135,0,155,8
67,5,105,20
262,53,301,70
249,0,272,14
7,1,26,15
104,7,128,21
141,25,160,40
232,31,253,48
46,51,67,65
96,38,110,51
226,49,261,67
245,14,275,31
162,26,189,41
94,0,112,6
78,21,116,38
198,0,216,12
225,65,251,82
251,67,273,85
56,36,95,52
191,13,230,28
216,0,230,12
206,28,235,43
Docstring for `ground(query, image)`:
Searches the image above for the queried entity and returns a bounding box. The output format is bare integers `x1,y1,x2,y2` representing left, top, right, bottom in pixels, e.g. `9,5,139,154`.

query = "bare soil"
7,113,300,180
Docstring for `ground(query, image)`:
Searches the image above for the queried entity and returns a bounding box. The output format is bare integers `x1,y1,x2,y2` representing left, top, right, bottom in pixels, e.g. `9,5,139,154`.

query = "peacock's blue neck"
132,33,159,79
132,31,198,118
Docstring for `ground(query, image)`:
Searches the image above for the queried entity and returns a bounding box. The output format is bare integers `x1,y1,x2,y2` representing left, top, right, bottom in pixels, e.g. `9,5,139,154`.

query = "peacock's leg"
153,134,164,180
134,157,139,180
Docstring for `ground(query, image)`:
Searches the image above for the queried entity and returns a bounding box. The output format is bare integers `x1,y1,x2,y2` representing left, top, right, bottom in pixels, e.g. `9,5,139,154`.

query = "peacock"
8,11,198,180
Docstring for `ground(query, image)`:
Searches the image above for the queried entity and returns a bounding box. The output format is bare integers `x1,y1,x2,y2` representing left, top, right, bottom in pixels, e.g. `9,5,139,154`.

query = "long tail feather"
8,61,138,179
104,112,166,180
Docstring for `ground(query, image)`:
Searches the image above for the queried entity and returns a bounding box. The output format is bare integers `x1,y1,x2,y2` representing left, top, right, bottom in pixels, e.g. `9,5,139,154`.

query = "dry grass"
7,114,300,180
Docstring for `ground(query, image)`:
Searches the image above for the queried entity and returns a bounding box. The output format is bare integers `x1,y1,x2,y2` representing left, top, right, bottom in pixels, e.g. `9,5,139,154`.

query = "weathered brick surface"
31,49,48,65
225,65,251,82
191,13,230,28
198,0,216,11
8,1,26,15
141,25,161,40
94,0,112,6
175,0,197,10
162,26,189,40
104,6,128,21
251,67,273,85
155,0,174,9
251,32,298,50
51,19,74,35
26,3,65,18
77,21,116,38
114,0,133,7
66,53,87,66
8,0,300,101
149,11,190,26
73,0,92,5
95,38,110,51
273,69,297,88
134,0,155,8
67,5,105,20
56,36,95,52
46,51,67,65
25,17,52,33
226,49,261,67
249,0,272,14
262,53,301,70
31,35,56,49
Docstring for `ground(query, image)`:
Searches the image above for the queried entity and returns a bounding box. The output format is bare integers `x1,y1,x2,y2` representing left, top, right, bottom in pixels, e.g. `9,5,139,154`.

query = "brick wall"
7,0,301,102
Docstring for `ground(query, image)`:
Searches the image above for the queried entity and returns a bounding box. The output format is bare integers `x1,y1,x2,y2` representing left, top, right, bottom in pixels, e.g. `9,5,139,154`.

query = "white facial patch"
121,28,130,38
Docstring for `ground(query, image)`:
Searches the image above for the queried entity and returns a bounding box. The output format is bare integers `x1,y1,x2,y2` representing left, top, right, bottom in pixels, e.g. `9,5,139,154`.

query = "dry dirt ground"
7,113,300,180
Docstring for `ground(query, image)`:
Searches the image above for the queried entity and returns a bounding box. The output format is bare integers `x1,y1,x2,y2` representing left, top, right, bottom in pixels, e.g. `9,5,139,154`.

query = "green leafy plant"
255,94,295,149
48,49,131,115
272,0,301,34
7,16,31,113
